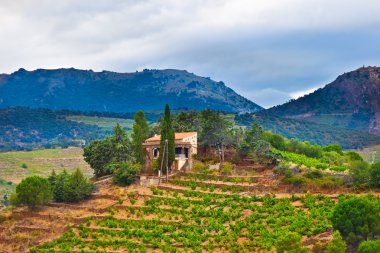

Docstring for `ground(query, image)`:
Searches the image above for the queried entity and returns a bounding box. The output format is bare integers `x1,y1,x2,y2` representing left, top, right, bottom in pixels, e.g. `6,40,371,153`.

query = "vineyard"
28,172,346,253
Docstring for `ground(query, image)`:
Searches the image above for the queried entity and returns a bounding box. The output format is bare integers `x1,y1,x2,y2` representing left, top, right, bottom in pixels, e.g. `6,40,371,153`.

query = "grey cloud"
0,0,380,107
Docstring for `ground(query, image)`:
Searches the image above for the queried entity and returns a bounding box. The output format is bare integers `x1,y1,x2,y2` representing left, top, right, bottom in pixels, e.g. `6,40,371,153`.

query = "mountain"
267,66,380,135
0,68,262,113
235,112,380,149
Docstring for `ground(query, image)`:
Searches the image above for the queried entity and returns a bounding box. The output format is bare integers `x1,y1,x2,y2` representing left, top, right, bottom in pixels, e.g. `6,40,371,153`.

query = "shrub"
11,176,52,209
222,162,233,174
192,162,208,172
50,169,94,202
324,231,346,253
305,170,323,179
276,232,308,253
358,240,380,253
112,161,142,186
331,195,380,248
21,163,28,169
285,175,307,187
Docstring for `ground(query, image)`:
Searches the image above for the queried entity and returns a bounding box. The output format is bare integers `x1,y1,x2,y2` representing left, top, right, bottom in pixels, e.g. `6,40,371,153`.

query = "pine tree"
158,104,175,170
131,110,150,164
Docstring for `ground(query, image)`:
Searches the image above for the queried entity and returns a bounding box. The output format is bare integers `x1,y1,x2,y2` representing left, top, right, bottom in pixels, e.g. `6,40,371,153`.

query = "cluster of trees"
83,108,153,185
10,168,93,209
331,195,380,252
0,107,105,151
275,195,380,253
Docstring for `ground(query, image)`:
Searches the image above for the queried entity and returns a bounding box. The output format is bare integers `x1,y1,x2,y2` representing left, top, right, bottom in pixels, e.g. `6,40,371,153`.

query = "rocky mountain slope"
0,68,262,113
268,66,380,135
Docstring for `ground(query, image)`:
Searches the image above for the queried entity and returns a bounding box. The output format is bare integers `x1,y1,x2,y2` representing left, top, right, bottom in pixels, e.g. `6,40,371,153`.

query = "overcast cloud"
1,0,380,108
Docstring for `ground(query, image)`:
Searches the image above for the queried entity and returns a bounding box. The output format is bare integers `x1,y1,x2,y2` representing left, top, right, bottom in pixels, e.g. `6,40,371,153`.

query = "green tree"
358,240,380,253
199,109,235,168
112,160,142,186
323,144,343,155
11,176,52,209
50,169,94,202
84,139,114,177
276,232,308,253
131,110,150,164
109,123,130,163
349,161,370,186
158,104,175,170
331,196,380,248
84,124,131,177
369,162,380,188
324,231,346,253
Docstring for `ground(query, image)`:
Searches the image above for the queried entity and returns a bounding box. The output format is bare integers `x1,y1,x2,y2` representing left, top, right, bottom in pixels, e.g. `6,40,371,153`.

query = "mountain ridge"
0,68,262,113
268,66,380,134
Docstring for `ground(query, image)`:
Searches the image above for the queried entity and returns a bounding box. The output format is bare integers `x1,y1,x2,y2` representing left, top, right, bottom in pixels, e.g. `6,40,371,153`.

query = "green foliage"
349,161,370,186
276,232,308,253
345,151,364,161
84,124,131,177
369,162,380,188
221,162,233,174
21,163,28,169
131,110,150,164
158,104,175,169
331,196,380,247
324,231,346,253
50,169,94,202
192,162,209,172
11,176,52,209
323,144,343,155
112,160,142,186
0,107,106,151
358,240,380,253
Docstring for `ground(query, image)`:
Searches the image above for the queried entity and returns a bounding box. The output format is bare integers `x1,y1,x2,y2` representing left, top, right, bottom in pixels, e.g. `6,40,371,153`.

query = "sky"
1,0,380,108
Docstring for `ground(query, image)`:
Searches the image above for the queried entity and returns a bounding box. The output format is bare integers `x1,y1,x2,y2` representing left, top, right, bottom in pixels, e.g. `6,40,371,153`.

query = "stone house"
142,132,197,173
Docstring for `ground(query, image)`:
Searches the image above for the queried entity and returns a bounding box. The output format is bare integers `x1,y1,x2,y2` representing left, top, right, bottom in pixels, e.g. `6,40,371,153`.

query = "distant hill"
235,112,380,149
268,66,380,135
0,68,262,113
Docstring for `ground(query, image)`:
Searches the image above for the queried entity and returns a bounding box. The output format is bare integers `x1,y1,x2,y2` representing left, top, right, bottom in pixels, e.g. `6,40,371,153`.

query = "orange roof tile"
145,132,197,142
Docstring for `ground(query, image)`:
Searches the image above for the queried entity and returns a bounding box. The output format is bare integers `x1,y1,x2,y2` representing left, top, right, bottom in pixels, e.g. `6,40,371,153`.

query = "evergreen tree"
158,104,175,170
131,110,150,164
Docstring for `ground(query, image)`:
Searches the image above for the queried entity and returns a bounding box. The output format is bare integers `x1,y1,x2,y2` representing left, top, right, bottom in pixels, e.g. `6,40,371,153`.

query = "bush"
276,232,308,253
11,176,52,209
112,161,142,186
324,231,346,253
331,196,380,248
50,169,94,202
358,240,380,253
285,175,307,187
305,170,323,179
192,161,208,172
21,163,28,169
222,162,233,174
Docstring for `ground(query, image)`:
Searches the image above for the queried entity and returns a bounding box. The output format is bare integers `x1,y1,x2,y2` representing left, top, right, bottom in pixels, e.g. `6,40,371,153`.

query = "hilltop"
268,66,380,135
0,68,262,113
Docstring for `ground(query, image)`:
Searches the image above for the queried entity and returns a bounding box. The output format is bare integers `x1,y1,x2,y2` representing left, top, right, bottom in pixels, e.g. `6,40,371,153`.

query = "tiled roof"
145,132,197,142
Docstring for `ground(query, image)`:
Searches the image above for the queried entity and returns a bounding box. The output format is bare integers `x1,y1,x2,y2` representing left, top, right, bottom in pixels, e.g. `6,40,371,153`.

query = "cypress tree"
158,104,175,170
131,110,150,164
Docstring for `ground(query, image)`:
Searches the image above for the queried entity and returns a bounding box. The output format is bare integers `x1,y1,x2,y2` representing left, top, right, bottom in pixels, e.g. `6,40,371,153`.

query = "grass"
357,145,380,164
0,147,93,195
66,115,135,131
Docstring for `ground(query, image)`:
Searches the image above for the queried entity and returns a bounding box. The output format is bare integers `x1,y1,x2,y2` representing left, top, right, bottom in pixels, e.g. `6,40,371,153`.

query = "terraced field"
19,171,351,253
